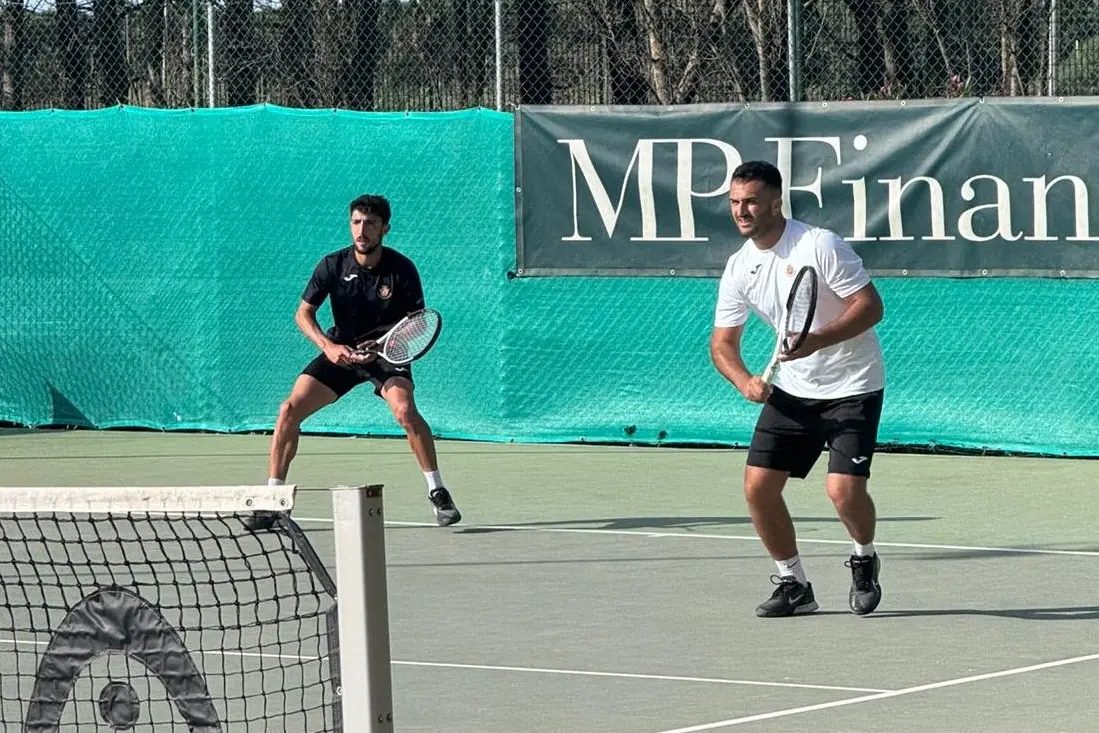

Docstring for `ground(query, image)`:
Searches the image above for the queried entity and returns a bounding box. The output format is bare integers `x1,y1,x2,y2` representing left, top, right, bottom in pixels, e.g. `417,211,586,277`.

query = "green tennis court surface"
2,428,1097,732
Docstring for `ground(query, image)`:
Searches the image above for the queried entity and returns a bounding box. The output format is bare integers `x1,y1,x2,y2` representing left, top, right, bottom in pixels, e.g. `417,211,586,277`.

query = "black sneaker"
428,488,462,527
755,575,818,617
242,510,279,532
846,553,882,615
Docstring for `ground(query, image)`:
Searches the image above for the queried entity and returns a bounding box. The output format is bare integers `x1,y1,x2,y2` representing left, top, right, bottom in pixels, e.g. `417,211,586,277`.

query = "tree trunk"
880,0,915,97
636,0,670,103
93,0,129,105
280,0,315,107
674,0,727,103
455,0,492,107
2,0,27,109
842,0,883,96
518,0,551,104
743,0,787,101
138,0,167,107
601,0,649,104
221,0,257,106
56,0,87,108
341,0,380,110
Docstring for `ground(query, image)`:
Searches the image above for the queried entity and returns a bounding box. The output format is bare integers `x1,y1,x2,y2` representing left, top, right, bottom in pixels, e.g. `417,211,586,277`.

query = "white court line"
648,652,1099,733
0,638,882,693
392,660,887,693
292,517,1099,558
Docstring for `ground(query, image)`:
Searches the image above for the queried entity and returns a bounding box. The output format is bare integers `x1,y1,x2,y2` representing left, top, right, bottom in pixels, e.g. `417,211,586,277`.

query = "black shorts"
747,387,884,479
301,353,412,399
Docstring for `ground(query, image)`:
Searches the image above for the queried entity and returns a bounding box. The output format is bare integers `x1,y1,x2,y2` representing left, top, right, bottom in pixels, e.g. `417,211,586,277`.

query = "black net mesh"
0,507,340,732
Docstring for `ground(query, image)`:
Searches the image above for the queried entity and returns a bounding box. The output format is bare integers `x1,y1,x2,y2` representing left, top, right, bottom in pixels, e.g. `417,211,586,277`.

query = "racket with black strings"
761,266,818,384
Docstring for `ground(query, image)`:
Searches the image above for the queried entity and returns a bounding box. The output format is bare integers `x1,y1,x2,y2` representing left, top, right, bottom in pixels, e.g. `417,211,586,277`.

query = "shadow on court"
0,428,43,437
389,554,760,569
867,605,1099,621
896,548,1099,561
448,514,940,533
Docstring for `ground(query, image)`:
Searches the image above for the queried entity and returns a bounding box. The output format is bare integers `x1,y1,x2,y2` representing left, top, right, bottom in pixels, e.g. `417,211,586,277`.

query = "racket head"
781,266,818,354
379,308,442,365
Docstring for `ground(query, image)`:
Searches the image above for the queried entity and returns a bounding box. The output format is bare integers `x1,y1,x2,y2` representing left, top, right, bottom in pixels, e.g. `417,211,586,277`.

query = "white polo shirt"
713,218,885,399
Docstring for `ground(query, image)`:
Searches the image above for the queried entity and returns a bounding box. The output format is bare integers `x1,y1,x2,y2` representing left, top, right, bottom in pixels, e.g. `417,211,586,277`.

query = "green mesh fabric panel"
0,106,1095,456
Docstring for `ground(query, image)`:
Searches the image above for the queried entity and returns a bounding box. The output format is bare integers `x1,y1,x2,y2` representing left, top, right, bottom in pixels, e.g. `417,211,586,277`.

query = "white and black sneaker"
428,488,462,527
755,575,819,618
846,553,882,615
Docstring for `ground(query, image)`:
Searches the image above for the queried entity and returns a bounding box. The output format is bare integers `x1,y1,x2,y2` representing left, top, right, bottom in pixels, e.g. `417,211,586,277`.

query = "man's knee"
743,467,787,506
826,475,868,512
382,379,421,429
389,397,421,430
277,400,303,428
278,375,338,429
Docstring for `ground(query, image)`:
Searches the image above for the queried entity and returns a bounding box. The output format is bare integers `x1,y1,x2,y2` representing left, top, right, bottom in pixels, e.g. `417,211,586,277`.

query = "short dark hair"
731,161,782,192
349,194,391,224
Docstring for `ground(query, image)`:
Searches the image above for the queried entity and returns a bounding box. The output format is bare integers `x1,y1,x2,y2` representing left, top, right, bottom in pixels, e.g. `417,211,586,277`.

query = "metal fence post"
787,0,803,103
206,0,215,107
192,0,200,105
1047,0,1059,96
495,0,503,110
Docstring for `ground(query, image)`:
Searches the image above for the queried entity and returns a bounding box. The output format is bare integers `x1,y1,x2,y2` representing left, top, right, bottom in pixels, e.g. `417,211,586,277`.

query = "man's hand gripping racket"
350,308,443,366
760,266,818,387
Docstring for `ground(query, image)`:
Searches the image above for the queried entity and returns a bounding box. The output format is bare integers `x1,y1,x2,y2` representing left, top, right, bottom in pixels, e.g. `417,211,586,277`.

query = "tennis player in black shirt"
250,194,460,530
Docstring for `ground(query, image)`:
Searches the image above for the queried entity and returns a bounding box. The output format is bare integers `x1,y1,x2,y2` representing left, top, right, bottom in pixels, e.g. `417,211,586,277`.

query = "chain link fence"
3,0,1099,111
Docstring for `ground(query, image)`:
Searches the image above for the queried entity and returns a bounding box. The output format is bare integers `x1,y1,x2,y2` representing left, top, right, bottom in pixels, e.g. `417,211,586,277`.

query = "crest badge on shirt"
785,264,794,277
378,283,392,300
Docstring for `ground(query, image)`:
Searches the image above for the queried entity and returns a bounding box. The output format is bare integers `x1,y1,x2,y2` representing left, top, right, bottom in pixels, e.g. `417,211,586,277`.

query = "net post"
331,484,394,732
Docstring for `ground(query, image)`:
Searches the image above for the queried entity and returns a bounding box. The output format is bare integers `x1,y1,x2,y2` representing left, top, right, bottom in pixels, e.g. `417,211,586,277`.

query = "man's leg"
268,374,339,482
247,358,356,533
744,467,798,561
825,474,876,549
827,472,881,615
380,377,461,527
744,389,824,617
824,390,885,615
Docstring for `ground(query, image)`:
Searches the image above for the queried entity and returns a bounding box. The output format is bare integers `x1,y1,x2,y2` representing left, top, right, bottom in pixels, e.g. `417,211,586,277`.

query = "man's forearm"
712,344,753,394
296,310,333,351
812,299,881,350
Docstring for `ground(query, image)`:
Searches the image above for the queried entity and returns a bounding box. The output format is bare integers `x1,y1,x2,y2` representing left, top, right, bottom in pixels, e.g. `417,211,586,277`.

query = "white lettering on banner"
559,139,651,242
672,139,742,241
559,138,740,242
879,176,955,241
556,134,1097,246
842,176,873,242
766,136,842,217
959,175,1023,242
1022,175,1099,241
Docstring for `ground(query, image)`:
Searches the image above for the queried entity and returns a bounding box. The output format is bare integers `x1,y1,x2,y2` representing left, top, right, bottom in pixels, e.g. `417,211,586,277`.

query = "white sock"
267,478,284,487
776,555,808,586
424,470,444,493
853,541,876,557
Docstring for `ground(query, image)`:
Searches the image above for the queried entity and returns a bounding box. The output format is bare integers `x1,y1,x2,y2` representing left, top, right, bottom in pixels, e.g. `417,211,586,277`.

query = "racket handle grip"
760,361,779,385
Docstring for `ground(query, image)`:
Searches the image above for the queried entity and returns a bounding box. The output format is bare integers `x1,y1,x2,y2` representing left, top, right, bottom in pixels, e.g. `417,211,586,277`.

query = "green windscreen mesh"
0,106,1096,456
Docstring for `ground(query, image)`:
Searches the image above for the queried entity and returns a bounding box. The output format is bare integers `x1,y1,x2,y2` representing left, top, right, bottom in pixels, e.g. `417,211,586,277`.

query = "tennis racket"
351,308,443,366
761,266,818,385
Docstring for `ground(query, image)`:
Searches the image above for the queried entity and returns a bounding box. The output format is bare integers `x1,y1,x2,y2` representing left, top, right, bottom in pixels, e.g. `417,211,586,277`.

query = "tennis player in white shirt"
710,161,886,618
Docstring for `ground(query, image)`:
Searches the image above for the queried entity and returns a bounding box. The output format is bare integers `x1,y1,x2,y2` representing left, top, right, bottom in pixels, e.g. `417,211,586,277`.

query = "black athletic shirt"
301,246,425,346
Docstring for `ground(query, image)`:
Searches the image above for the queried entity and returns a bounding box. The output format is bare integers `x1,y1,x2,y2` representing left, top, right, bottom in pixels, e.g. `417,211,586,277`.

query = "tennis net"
0,484,393,733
